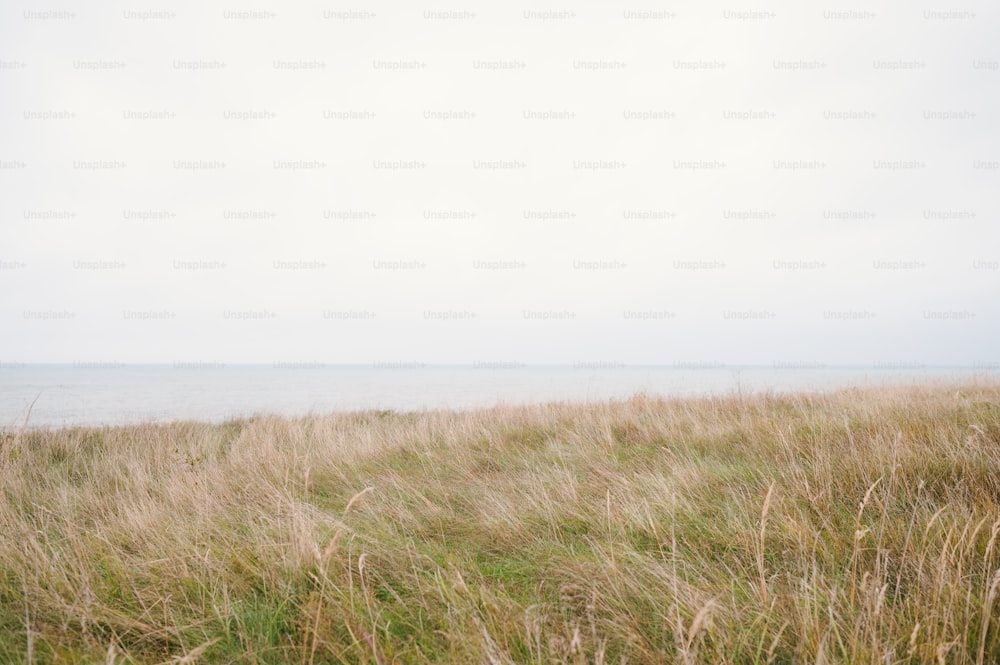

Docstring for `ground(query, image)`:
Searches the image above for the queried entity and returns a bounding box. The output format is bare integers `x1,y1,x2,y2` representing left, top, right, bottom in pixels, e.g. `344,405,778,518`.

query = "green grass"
1,382,999,663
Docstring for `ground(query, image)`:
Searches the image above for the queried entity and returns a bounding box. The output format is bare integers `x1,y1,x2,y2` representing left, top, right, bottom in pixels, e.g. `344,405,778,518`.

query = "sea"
0,364,994,429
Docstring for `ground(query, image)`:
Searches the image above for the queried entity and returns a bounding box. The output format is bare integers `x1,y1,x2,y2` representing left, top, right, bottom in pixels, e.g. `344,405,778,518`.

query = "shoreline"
3,374,998,432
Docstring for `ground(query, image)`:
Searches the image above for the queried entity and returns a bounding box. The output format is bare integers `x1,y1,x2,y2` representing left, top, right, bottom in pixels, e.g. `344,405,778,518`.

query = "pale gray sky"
1,0,997,366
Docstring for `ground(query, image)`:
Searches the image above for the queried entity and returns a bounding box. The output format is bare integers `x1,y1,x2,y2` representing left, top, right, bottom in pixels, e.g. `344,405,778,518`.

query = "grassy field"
1,382,999,664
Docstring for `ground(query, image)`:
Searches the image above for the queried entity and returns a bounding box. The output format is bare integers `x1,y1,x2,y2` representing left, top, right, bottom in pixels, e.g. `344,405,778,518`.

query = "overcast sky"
0,0,997,367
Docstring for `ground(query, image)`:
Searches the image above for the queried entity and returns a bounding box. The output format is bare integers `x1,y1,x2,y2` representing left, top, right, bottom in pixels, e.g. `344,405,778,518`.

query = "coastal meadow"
1,382,998,663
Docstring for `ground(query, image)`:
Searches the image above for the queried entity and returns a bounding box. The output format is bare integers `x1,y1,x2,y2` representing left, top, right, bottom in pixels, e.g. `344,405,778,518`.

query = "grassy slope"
1,382,999,664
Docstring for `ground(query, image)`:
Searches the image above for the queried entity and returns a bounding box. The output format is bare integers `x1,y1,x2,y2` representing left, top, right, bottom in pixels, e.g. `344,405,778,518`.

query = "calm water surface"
0,365,993,429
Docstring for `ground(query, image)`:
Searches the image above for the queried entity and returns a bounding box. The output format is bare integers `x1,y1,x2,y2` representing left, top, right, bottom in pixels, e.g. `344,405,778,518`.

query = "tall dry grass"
1,381,999,663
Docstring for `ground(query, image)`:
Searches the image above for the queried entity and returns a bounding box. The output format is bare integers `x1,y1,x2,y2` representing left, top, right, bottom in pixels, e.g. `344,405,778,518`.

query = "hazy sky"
1,0,997,366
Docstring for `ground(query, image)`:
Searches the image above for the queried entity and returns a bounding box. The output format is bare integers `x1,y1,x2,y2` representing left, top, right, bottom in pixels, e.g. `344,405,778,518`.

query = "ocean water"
0,364,993,429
